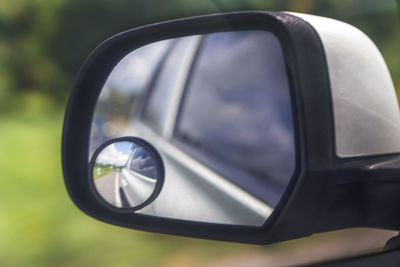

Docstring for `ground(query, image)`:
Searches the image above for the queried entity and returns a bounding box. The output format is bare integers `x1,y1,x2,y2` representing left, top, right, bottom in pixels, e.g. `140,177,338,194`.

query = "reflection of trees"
93,163,124,179
97,90,135,120
90,90,134,155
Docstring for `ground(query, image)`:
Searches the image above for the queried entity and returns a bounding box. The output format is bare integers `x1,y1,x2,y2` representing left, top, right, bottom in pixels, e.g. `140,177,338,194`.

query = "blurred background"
0,0,399,266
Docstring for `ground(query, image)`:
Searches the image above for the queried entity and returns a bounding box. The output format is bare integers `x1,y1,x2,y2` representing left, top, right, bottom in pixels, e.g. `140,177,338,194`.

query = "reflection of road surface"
95,170,157,208
94,172,121,207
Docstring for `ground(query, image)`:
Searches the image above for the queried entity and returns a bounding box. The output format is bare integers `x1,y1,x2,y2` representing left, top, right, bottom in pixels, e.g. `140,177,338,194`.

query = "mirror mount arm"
315,158,400,233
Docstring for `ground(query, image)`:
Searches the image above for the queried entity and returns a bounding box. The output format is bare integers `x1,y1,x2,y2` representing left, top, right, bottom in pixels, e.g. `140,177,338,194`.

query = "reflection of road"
94,172,121,207
95,169,156,208
120,168,156,206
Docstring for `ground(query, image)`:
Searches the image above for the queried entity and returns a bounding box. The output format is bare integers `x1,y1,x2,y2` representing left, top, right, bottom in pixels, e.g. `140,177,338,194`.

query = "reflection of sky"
130,146,157,178
96,142,134,167
114,141,135,155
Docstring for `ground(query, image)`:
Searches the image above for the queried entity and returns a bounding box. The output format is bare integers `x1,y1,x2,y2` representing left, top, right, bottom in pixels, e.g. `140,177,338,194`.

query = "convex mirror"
90,137,164,211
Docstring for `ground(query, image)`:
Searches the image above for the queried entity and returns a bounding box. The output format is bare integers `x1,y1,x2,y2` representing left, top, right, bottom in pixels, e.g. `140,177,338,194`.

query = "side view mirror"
62,11,400,244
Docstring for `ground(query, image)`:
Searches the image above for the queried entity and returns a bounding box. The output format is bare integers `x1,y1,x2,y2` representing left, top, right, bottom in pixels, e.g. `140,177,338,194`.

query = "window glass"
175,31,295,205
142,36,199,134
129,146,157,178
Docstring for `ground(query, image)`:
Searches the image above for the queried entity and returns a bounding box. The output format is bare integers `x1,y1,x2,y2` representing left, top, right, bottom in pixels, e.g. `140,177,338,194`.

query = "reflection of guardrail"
120,168,157,206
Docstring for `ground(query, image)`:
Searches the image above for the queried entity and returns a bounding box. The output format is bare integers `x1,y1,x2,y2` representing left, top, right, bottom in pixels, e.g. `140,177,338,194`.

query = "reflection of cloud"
96,143,130,167
178,31,295,185
130,155,156,178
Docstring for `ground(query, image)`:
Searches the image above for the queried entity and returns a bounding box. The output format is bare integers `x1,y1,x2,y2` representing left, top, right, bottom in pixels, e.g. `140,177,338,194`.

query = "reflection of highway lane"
95,170,157,208
120,168,156,206
94,172,119,207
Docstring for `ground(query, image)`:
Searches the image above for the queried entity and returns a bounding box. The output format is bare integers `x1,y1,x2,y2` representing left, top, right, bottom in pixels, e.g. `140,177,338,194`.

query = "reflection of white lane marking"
114,172,122,208
120,174,134,206
121,168,156,206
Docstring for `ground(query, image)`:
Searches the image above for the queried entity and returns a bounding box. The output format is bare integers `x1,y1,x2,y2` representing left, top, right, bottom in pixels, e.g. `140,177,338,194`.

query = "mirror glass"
90,30,296,226
91,139,162,210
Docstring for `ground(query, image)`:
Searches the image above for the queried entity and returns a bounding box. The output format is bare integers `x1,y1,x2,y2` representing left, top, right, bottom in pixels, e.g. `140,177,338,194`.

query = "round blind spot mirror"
90,137,164,211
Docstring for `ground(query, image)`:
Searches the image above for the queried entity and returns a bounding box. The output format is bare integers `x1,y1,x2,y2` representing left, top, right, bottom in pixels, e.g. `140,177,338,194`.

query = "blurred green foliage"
0,0,399,109
0,0,399,266
93,164,117,180
0,107,256,266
